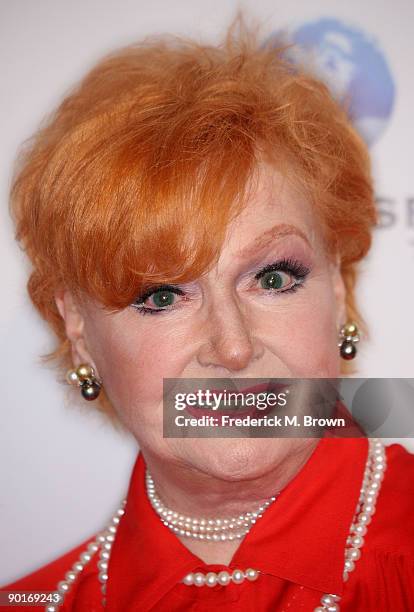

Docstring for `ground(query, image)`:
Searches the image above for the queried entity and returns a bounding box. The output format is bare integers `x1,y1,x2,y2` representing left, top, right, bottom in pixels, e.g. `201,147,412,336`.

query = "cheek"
291,321,340,377
86,315,189,423
294,296,340,376
259,282,340,377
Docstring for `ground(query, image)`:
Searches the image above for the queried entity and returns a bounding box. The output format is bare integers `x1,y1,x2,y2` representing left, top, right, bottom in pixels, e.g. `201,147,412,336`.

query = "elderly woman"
2,15,414,612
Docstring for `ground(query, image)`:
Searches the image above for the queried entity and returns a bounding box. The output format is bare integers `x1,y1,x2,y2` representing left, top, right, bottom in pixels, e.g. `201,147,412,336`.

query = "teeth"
187,394,279,411
220,403,239,411
189,403,239,411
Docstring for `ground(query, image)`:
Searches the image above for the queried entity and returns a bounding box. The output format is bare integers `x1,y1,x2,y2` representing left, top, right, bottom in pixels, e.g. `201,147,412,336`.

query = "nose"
196,296,265,373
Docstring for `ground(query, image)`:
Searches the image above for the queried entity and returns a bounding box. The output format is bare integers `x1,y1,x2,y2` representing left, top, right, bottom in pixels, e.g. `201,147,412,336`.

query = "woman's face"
56,161,346,480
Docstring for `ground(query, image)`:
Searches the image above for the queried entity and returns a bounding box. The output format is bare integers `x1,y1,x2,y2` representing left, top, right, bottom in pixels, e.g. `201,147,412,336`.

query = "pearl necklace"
145,469,279,541
45,438,386,612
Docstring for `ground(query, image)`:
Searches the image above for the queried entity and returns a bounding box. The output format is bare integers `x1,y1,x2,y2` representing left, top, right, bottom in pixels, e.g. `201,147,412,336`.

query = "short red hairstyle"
9,13,377,427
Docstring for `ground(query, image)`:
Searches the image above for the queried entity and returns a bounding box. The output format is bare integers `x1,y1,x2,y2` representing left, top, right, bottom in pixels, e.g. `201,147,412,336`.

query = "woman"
1,14,413,612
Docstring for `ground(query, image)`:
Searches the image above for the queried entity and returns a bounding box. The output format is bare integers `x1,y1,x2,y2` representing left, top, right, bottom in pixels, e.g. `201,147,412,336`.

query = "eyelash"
131,257,311,316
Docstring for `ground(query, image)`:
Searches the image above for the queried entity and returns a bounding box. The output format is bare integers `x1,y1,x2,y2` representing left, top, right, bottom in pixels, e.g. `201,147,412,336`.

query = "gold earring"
338,322,360,360
66,363,102,401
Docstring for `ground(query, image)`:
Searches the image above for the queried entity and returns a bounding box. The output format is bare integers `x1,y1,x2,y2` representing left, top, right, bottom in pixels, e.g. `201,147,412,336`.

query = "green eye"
260,271,288,290
151,290,176,308
132,283,185,315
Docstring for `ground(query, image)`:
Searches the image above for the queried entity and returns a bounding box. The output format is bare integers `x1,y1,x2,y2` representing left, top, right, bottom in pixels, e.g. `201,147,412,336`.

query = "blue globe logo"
265,18,395,147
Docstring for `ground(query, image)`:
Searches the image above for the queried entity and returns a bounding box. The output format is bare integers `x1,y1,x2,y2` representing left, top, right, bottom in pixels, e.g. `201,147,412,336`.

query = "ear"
54,288,100,375
329,257,347,331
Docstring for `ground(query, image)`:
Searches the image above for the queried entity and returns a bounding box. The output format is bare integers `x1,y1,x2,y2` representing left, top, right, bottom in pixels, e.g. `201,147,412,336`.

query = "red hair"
9,13,377,427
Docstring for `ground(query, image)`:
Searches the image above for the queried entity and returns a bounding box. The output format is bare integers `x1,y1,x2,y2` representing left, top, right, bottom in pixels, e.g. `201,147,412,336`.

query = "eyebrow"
236,223,312,259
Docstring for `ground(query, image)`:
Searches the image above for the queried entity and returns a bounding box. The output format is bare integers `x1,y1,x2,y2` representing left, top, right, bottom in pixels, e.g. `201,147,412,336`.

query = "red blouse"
2,437,414,611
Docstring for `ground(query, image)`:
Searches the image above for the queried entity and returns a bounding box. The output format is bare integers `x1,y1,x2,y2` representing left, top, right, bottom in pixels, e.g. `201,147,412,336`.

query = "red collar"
106,435,368,610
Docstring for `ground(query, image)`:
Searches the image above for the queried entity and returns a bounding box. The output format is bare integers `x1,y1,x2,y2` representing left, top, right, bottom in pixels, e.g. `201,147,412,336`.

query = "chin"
180,437,293,482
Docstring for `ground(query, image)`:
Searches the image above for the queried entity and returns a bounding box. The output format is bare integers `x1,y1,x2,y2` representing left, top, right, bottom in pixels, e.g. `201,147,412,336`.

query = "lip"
184,381,290,419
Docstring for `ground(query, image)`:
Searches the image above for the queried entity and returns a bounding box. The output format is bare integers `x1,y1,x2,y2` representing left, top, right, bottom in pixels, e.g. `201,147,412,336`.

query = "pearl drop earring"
338,322,360,360
66,363,102,400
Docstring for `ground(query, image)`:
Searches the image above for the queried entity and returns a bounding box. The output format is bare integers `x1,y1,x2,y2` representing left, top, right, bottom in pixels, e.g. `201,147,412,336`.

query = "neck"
141,439,319,563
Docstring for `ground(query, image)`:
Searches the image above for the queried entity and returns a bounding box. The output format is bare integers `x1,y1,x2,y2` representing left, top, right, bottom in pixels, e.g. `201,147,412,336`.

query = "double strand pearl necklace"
45,438,386,612
145,469,279,542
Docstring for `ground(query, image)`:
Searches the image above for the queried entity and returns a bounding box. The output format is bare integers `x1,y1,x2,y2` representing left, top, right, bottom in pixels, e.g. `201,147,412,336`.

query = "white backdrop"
1,0,413,585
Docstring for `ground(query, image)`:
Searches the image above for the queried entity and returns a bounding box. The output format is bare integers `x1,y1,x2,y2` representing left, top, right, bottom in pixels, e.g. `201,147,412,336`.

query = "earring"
66,363,102,401
338,322,360,360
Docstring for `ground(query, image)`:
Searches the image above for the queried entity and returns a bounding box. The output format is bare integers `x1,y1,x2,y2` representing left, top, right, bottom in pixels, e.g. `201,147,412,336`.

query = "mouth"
184,381,290,419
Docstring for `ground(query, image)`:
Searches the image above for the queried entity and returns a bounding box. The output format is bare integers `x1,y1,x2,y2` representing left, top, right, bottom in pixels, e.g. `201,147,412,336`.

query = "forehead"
224,161,321,256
